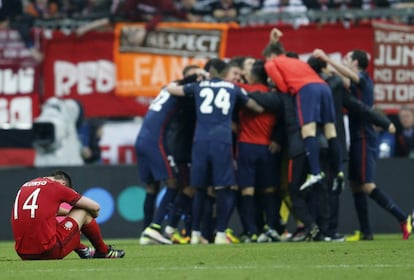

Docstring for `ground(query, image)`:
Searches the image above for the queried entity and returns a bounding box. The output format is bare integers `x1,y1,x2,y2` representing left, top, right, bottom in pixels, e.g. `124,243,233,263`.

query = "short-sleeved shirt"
135,88,179,183
238,83,276,145
265,55,326,95
183,78,249,144
137,88,179,142
11,178,81,255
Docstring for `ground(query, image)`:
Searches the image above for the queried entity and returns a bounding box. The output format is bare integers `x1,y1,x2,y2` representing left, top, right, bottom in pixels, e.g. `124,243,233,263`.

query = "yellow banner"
114,22,235,97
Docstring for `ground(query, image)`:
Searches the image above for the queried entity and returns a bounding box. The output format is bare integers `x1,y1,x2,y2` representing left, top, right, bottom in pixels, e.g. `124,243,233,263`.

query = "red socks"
81,219,108,253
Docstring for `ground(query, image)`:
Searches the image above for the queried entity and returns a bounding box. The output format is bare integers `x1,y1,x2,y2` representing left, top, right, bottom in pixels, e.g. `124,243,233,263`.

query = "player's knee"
324,123,337,139
164,178,178,189
301,123,316,138
241,187,255,196
262,187,276,194
362,183,376,194
182,186,195,197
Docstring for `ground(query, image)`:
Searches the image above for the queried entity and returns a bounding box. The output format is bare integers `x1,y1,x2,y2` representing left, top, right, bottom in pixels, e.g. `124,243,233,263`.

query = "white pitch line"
6,263,414,273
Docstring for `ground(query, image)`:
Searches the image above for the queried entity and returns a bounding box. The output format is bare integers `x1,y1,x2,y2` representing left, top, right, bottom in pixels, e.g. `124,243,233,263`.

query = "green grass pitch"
1,235,414,280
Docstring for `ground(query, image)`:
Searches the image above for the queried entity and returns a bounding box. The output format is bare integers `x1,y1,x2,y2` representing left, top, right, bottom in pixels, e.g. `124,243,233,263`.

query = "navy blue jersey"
165,97,196,163
348,72,377,140
183,78,249,144
137,88,178,142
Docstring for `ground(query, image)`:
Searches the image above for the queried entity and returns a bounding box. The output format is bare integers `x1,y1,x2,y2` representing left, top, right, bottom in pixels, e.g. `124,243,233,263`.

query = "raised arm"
270,28,283,44
313,48,359,88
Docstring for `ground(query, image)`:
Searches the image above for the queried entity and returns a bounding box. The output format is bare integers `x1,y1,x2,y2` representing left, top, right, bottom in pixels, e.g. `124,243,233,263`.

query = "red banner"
41,31,149,117
225,23,374,71
42,21,414,118
372,21,414,113
0,29,40,124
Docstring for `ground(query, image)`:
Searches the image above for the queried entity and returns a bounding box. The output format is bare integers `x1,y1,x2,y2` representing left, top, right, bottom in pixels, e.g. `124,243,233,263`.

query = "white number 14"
13,188,41,219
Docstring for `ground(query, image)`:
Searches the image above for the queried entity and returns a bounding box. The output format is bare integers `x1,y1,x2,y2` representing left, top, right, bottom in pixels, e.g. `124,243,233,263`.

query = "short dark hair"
251,59,268,85
182,65,200,77
262,42,285,58
307,56,327,74
204,58,227,77
49,170,72,188
228,56,245,68
351,50,369,70
286,51,299,58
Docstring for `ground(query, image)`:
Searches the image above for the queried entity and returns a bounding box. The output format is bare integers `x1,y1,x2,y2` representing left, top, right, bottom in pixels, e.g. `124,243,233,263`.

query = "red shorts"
19,217,81,260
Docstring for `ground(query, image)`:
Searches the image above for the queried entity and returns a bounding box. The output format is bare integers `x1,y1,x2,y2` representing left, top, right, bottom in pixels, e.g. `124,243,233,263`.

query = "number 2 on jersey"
13,188,41,219
149,89,170,112
200,88,230,115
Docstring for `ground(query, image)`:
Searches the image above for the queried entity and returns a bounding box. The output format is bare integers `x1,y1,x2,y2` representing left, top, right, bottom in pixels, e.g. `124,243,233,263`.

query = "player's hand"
313,49,328,61
388,123,396,134
270,28,283,43
268,141,281,154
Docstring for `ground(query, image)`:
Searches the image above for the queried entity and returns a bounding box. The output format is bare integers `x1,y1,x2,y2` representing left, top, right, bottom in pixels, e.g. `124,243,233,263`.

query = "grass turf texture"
1,235,414,280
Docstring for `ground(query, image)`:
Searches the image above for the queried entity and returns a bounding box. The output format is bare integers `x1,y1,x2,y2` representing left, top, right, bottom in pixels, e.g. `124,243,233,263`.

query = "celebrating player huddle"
136,28,412,245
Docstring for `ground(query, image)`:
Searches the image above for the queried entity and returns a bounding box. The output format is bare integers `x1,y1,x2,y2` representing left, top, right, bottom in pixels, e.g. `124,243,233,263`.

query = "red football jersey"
238,83,276,145
265,55,326,95
11,178,81,255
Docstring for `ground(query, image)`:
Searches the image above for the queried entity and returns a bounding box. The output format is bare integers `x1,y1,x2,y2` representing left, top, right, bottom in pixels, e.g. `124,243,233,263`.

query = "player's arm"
73,196,100,218
245,98,264,114
313,49,359,87
57,207,70,216
166,82,185,97
249,91,283,113
264,61,289,93
269,28,283,44
343,93,394,132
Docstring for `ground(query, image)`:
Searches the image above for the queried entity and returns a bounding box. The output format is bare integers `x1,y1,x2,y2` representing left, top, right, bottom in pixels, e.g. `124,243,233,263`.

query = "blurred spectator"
78,118,104,164
262,0,308,12
0,0,44,63
24,0,62,19
372,108,395,159
76,0,193,38
174,0,212,21
260,0,309,26
62,0,113,18
377,129,395,158
396,106,414,158
0,0,23,25
206,0,259,21
119,0,188,29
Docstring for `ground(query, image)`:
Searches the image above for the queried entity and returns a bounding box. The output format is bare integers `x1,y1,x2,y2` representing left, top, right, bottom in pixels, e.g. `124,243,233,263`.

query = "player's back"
11,178,81,254
138,88,179,141
188,78,248,144
348,71,376,140
271,55,325,93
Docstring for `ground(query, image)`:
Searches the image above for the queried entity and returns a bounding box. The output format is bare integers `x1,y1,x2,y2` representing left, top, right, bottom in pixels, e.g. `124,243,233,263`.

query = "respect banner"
372,21,414,113
114,22,235,97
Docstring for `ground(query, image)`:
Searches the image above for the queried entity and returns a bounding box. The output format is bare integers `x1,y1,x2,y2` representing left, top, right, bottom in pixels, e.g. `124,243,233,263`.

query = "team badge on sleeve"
64,221,74,230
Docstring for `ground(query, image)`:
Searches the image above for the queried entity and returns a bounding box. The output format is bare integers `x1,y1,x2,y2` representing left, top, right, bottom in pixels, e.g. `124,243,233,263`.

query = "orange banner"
113,22,235,97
